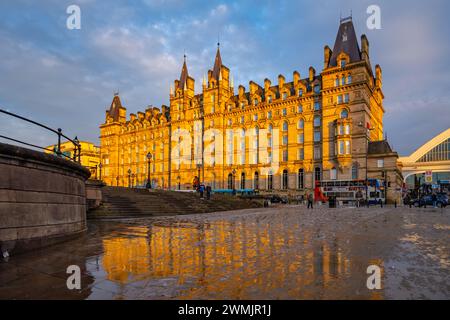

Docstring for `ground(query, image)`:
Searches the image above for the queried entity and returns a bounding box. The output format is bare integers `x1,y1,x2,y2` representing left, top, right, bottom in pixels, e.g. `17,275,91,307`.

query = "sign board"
425,170,433,184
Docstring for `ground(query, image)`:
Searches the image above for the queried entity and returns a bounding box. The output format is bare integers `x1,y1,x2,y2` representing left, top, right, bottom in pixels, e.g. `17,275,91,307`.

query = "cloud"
0,0,449,157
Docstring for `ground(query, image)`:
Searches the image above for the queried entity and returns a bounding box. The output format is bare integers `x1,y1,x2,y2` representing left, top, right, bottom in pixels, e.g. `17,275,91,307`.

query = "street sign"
425,170,433,184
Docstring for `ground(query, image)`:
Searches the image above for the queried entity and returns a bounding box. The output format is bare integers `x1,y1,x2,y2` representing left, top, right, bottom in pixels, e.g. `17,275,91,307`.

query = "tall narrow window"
228,173,233,189
282,170,288,190
298,148,304,160
298,169,304,189
298,119,304,129
340,109,348,119
351,163,359,180
314,116,321,127
241,172,246,189
282,121,288,131
268,173,273,190
254,172,259,190
314,167,322,182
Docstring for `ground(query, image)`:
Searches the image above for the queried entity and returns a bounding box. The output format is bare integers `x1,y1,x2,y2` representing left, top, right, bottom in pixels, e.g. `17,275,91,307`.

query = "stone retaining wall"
0,142,91,255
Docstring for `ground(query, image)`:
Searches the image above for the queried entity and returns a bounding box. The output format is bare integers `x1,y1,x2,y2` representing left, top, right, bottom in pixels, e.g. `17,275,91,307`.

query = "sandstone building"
100,17,397,197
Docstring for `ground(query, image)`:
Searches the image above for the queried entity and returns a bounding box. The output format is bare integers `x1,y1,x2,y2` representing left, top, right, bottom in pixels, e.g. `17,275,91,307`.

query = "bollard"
394,200,397,208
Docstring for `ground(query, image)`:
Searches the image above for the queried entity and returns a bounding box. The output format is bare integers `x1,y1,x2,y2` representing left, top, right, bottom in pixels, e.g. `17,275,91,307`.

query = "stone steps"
88,187,261,219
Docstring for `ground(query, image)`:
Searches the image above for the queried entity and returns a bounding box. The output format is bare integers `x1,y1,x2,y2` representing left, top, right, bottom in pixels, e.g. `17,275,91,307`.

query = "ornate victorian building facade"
100,18,386,193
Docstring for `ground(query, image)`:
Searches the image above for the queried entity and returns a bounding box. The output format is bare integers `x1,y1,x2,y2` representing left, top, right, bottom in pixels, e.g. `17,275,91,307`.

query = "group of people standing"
193,176,211,200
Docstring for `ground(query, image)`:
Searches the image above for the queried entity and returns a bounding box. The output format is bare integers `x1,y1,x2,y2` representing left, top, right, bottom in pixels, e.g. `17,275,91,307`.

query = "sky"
0,0,449,156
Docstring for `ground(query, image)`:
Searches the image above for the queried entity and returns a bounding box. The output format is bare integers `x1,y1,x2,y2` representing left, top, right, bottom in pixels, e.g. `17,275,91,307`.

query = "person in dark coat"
307,193,314,209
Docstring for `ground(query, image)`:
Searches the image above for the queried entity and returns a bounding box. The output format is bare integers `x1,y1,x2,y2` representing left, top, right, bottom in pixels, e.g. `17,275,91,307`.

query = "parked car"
268,195,288,204
413,194,448,208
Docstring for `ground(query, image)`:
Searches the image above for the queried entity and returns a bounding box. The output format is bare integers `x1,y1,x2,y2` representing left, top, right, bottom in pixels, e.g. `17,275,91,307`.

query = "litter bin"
329,196,336,208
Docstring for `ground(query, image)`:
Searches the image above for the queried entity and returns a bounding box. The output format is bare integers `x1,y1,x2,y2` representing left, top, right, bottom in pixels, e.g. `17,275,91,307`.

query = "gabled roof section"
108,94,122,122
178,56,189,90
211,46,222,81
329,18,361,67
368,140,394,155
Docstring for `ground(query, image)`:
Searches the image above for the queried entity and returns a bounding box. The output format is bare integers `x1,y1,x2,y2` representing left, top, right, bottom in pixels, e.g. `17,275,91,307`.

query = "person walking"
199,184,205,199
307,192,314,209
432,192,437,208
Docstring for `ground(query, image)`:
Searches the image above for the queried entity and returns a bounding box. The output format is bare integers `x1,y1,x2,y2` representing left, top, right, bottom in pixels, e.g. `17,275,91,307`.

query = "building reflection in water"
100,214,383,299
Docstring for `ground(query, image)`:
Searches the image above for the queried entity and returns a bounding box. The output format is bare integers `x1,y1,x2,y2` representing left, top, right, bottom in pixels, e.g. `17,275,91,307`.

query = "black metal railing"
0,108,81,163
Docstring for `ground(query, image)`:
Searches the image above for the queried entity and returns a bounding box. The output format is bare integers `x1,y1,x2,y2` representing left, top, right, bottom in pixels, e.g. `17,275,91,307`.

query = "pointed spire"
329,17,361,67
178,54,189,90
108,93,122,122
211,42,222,81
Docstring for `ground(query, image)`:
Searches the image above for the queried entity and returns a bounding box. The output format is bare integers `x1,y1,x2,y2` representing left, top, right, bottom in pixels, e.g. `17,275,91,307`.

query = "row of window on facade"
225,164,359,190
335,75,352,87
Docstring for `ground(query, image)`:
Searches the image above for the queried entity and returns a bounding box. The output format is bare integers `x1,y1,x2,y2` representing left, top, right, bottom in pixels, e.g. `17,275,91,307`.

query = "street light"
196,163,203,184
146,152,152,189
127,168,132,188
99,163,103,181
358,121,374,206
232,169,237,190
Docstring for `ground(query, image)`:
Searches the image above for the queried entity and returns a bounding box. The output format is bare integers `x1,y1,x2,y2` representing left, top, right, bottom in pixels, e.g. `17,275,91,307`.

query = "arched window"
298,169,304,189
351,163,359,180
254,172,259,190
228,173,233,189
240,172,246,189
314,167,322,182
268,172,273,190
347,75,352,84
282,121,288,132
282,170,288,190
297,119,304,129
340,109,348,119
314,116,321,127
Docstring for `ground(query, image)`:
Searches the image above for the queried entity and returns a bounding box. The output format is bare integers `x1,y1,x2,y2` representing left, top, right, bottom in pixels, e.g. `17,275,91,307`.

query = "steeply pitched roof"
178,57,189,90
108,95,122,121
329,18,361,67
211,46,222,80
368,140,393,155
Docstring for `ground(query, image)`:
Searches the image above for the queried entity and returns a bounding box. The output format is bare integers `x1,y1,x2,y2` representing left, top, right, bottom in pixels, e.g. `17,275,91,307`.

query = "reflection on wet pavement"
0,206,449,299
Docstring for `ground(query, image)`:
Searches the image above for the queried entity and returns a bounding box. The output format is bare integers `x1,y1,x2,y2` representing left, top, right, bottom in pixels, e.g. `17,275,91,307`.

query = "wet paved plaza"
0,205,449,299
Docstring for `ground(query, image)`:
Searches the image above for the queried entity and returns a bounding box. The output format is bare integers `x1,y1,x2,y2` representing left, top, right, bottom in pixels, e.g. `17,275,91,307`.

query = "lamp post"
232,169,236,190
116,176,119,187
196,163,203,184
358,121,374,206
131,173,135,188
73,136,79,161
146,152,152,189
99,163,103,181
127,169,132,188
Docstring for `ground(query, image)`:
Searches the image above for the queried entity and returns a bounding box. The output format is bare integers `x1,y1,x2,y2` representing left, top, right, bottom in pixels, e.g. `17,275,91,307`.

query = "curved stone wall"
0,142,91,255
